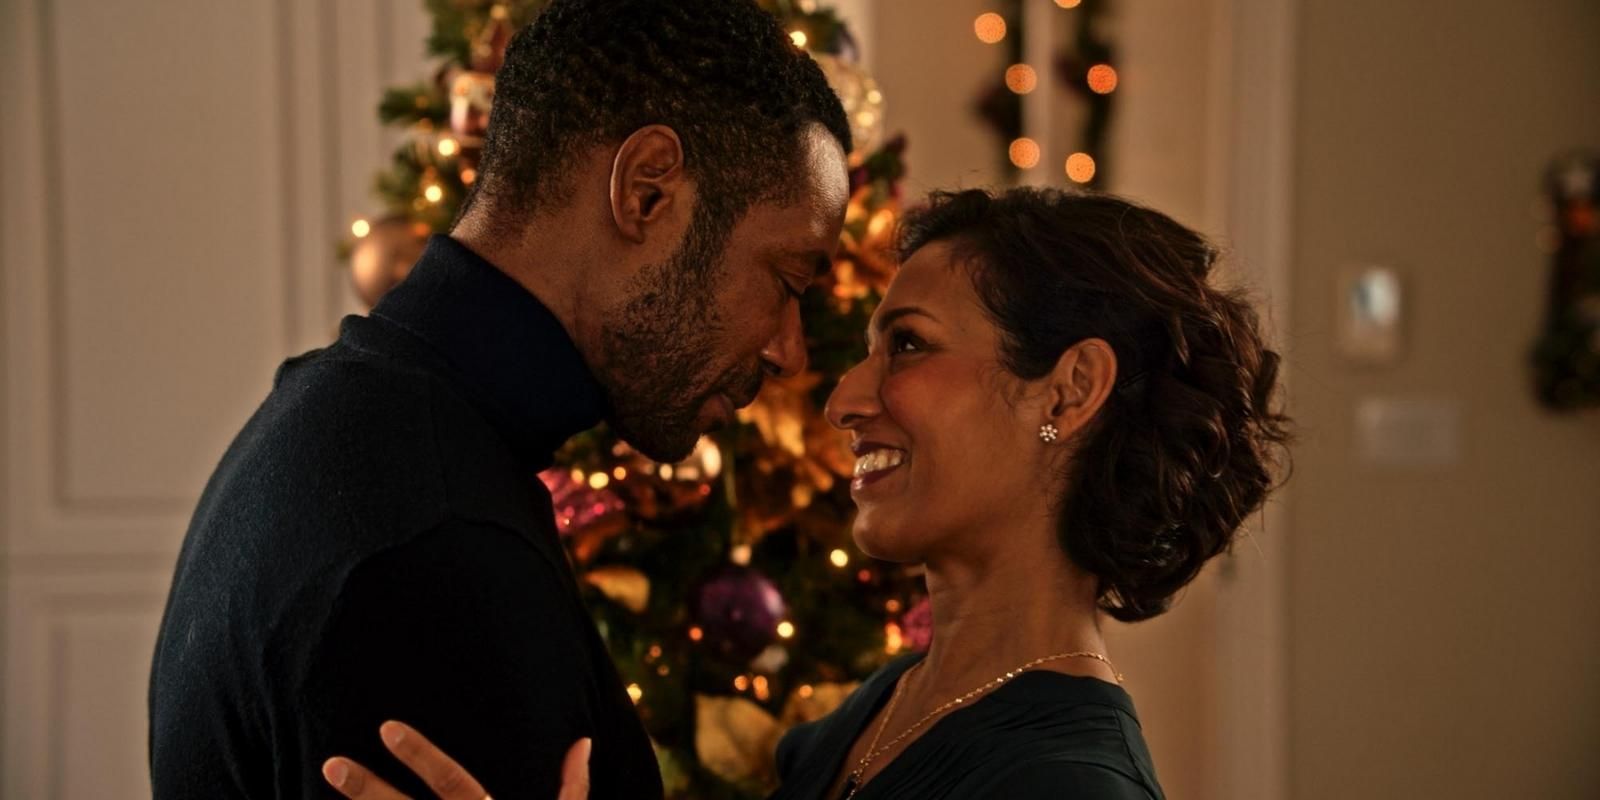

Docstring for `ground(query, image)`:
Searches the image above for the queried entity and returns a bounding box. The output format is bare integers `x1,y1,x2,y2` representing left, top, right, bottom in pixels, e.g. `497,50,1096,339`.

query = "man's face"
599,126,849,463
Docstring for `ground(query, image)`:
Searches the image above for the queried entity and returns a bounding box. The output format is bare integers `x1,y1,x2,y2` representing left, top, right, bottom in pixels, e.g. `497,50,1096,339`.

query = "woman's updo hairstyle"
896,188,1292,622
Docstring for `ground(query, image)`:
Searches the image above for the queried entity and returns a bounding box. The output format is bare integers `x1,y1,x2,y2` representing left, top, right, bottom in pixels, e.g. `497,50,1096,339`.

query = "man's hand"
322,721,592,800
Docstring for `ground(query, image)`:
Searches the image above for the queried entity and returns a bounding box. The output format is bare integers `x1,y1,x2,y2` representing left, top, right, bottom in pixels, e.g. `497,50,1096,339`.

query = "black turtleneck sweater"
149,236,663,799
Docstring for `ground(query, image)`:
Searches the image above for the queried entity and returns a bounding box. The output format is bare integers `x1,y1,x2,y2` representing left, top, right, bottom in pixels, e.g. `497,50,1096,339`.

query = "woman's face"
825,241,1049,563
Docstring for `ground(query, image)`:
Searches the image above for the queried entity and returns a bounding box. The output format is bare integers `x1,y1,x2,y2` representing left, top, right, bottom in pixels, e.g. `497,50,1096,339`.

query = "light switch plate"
1355,396,1462,468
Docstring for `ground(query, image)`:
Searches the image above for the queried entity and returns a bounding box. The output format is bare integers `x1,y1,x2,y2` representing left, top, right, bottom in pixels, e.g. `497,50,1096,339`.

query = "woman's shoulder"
983,757,1164,800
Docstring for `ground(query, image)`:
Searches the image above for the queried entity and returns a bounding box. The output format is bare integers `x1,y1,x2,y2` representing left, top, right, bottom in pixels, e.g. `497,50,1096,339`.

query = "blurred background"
1,0,1596,798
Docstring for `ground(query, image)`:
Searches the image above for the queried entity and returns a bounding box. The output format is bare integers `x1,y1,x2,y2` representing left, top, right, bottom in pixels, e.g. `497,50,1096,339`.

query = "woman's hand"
321,720,592,800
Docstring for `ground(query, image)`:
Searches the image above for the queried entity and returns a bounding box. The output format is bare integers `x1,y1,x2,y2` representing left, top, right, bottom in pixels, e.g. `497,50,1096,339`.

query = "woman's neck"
911,534,1113,700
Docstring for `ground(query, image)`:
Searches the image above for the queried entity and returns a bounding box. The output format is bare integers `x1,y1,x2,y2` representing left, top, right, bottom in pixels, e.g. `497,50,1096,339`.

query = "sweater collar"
368,235,607,468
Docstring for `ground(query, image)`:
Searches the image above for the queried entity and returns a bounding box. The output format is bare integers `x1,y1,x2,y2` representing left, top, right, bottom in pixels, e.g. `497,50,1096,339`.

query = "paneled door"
0,1,428,796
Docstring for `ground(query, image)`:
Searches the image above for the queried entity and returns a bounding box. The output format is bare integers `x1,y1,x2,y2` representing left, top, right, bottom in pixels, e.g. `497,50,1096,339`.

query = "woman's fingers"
379,720,489,800
557,738,592,800
323,756,412,800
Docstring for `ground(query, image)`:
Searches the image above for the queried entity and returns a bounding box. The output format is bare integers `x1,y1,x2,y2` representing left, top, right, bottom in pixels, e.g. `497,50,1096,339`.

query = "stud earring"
1038,423,1059,443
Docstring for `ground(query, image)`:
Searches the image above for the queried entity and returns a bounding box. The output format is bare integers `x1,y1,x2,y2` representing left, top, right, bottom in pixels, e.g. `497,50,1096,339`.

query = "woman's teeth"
853,449,906,477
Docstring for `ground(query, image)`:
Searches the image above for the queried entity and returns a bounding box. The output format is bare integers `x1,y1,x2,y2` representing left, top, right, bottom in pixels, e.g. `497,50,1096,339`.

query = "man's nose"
760,300,807,379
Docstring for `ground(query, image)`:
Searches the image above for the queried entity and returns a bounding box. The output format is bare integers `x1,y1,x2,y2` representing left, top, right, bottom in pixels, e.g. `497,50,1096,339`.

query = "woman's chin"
851,516,923,564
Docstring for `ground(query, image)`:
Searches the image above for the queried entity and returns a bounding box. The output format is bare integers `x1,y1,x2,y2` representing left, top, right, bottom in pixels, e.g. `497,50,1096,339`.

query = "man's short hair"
471,0,852,233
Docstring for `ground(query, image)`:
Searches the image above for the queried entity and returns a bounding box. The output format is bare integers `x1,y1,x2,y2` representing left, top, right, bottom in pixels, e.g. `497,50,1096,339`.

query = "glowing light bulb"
588,472,610,490
974,12,1006,44
437,137,459,157
626,683,643,703
733,675,751,692
1086,64,1119,94
1055,0,1082,7
351,218,371,238
1005,64,1038,94
612,466,627,481
1066,152,1097,183
423,184,444,203
1009,137,1041,169
789,30,808,48
829,549,850,568
688,626,704,642
885,622,904,654
776,621,796,639
798,684,815,699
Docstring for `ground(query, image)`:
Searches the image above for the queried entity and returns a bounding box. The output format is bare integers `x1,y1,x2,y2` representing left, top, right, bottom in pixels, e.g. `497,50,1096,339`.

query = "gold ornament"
693,694,782,788
449,70,495,168
779,680,861,727
810,54,886,158
582,565,651,614
349,216,426,307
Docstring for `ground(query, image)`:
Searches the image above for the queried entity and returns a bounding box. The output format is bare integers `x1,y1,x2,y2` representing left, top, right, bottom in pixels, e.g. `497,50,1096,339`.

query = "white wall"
1287,2,1600,798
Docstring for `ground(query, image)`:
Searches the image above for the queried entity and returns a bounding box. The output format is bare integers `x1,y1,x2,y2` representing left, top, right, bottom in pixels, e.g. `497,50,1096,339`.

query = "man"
148,0,850,796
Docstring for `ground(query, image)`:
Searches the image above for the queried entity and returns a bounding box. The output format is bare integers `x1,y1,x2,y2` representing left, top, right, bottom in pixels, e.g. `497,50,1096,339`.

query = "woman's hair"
897,188,1292,622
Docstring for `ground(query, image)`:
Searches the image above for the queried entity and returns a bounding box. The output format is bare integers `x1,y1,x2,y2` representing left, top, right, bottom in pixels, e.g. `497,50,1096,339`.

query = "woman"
321,187,1291,799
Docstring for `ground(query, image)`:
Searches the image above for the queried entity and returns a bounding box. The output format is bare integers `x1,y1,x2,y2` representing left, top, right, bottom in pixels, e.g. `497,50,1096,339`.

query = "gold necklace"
838,651,1122,800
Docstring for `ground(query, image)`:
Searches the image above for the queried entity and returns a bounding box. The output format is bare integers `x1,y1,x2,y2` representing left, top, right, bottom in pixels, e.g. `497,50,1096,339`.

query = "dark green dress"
769,654,1165,800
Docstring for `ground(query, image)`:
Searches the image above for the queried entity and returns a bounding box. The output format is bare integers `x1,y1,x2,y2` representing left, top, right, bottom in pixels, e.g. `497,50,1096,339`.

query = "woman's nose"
825,357,882,430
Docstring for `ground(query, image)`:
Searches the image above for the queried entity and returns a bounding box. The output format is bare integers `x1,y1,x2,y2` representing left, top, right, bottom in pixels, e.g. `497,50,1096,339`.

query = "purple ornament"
691,565,787,663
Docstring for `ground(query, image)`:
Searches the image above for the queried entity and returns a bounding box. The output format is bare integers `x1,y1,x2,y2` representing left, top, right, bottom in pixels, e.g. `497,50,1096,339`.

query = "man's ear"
608,125,688,243
1044,338,1118,439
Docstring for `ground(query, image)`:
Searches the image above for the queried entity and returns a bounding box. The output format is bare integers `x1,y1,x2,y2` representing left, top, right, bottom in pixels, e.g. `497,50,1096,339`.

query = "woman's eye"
890,330,922,355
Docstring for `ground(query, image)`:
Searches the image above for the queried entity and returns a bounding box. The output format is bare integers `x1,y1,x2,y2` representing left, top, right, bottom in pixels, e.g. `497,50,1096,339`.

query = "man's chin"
611,418,701,464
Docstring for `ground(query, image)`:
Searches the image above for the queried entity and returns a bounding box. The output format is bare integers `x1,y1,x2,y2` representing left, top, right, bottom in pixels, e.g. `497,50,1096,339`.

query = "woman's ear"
1044,338,1117,440
608,124,688,243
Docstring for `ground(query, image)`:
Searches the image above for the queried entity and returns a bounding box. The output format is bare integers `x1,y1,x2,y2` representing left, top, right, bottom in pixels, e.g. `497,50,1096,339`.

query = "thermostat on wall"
1338,264,1404,365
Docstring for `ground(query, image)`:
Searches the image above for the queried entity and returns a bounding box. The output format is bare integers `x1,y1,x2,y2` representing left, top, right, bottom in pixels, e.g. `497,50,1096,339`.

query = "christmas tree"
343,2,915,796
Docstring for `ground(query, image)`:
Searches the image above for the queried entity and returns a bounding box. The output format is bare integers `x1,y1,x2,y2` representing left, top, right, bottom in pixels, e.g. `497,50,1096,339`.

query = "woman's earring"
1038,423,1060,443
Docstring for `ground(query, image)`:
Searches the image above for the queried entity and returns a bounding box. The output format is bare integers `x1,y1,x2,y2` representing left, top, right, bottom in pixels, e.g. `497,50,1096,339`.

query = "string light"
350,218,371,238
1009,137,1041,169
688,626,704,642
659,464,674,480
1086,64,1119,94
753,675,771,701
789,30,808,48
423,183,444,203
829,549,850,568
1005,64,1038,94
884,622,904,654
626,683,643,704
647,644,663,659
798,684,815,699
885,599,902,613
657,664,670,676
1066,152,1097,183
1055,0,1082,7
730,543,753,565
733,675,751,692
612,466,628,481
437,137,460,157
460,168,477,185
570,468,584,484
974,12,1007,44
776,621,796,639
588,472,610,490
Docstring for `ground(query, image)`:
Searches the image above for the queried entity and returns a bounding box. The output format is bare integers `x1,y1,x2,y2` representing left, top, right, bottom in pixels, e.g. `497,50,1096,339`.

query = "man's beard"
597,210,764,463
